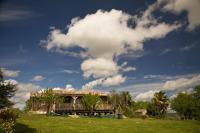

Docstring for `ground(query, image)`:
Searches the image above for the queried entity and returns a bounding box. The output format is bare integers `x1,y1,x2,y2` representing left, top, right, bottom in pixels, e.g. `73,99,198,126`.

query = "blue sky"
1,0,200,108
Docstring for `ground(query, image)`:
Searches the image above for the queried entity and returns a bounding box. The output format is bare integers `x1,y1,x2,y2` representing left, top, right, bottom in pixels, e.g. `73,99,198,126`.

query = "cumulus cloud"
82,78,104,89
45,9,180,59
135,90,158,101
53,84,75,91
132,74,200,101
31,75,45,81
4,79,18,85
1,68,20,77
65,84,75,91
5,79,42,109
82,74,126,89
163,74,200,90
102,75,126,87
161,0,200,30
81,58,119,78
43,2,181,88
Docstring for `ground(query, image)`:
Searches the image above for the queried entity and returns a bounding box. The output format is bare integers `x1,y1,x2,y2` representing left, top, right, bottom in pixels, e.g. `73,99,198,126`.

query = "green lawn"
16,114,200,133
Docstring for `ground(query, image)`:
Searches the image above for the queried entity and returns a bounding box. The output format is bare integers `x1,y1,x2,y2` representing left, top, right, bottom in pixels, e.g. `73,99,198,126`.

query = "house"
30,89,114,115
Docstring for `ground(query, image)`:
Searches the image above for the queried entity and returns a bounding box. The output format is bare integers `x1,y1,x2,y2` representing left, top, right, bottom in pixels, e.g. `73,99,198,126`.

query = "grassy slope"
16,114,200,133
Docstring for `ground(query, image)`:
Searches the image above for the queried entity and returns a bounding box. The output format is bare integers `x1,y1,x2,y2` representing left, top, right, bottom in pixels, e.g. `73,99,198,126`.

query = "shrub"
0,108,20,121
0,119,15,133
0,108,20,133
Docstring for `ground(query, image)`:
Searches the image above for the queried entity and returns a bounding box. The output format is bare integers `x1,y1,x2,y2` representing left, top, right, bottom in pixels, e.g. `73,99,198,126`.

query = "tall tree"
81,93,101,116
0,69,16,109
152,91,169,118
120,91,132,108
171,93,195,119
40,88,62,114
109,91,133,116
192,85,200,120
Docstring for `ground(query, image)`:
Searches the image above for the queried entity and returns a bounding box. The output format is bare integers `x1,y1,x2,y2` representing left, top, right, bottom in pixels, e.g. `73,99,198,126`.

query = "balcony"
55,103,113,111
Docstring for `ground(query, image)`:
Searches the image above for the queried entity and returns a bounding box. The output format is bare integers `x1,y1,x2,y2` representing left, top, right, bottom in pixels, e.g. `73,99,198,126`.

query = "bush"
0,108,20,121
0,108,20,133
0,119,15,133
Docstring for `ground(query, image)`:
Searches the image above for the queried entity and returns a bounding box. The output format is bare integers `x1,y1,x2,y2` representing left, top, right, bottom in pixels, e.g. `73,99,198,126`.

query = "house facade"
30,89,114,115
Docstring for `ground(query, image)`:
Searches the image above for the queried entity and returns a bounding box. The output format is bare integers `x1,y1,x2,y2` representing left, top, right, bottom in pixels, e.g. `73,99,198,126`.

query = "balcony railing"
55,103,113,111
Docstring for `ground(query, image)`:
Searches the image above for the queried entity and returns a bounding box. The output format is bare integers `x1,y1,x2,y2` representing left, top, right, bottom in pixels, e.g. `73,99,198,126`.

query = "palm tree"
40,88,63,115
152,91,169,118
81,93,101,116
120,91,132,108
109,91,133,116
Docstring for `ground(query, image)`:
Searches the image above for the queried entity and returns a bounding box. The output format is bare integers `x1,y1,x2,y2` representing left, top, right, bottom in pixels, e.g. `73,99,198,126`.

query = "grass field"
15,114,200,133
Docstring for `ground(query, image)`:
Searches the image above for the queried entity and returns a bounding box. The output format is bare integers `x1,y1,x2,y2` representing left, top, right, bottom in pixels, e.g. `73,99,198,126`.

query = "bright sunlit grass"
15,114,200,133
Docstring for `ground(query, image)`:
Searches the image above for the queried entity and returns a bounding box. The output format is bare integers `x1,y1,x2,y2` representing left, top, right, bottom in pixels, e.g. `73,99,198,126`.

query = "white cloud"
4,79,18,85
31,75,45,81
161,0,200,30
1,68,20,77
65,84,75,91
82,78,104,89
121,66,136,72
5,79,42,110
82,74,126,89
43,3,181,88
63,69,79,74
45,9,180,59
131,74,200,101
180,44,196,51
135,90,158,101
163,74,200,90
81,58,119,78
160,48,172,55
0,8,33,22
102,75,126,87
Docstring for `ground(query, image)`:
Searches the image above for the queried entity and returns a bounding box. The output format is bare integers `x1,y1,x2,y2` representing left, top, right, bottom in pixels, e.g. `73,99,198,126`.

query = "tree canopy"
81,93,101,115
152,91,169,118
40,88,63,114
0,69,16,109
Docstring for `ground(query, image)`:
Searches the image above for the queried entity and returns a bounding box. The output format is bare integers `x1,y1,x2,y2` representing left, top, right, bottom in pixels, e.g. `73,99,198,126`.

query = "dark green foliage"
171,93,195,119
193,85,200,120
24,98,33,112
40,88,63,115
147,102,158,116
171,86,200,120
152,91,169,118
133,101,149,110
0,69,16,109
0,69,18,132
0,108,20,121
109,91,134,117
81,93,101,115
0,108,20,133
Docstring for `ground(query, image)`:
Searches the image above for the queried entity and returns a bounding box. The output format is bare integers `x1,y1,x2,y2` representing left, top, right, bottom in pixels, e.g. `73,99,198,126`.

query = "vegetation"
40,88,63,115
81,93,101,115
0,70,16,109
24,97,33,112
152,91,169,118
15,114,200,133
171,93,195,119
171,85,200,120
0,69,18,133
109,91,133,117
133,101,149,110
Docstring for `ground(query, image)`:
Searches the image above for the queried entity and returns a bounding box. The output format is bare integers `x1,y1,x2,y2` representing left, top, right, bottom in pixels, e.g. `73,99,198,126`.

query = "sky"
0,0,200,109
